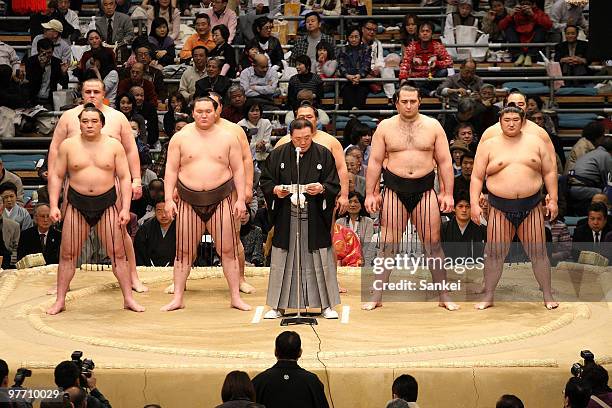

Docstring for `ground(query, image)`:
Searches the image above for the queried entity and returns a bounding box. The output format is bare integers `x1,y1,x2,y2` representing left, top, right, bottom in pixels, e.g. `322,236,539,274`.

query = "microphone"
295,147,301,154
295,146,301,164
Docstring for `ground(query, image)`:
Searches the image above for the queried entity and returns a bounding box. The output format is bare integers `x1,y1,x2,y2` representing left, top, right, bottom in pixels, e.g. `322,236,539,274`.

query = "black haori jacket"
260,142,339,252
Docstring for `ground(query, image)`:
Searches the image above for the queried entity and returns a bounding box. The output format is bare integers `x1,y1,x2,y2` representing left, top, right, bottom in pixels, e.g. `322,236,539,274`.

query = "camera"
70,351,95,388
12,368,32,388
571,350,595,377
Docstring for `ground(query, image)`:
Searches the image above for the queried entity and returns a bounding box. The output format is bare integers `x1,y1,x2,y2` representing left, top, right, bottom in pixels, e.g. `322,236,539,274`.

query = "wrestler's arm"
163,136,181,203
330,138,349,201
365,122,386,196
433,120,454,199
48,141,68,218
540,140,559,218
235,127,254,201
229,136,246,203
114,140,132,214
479,124,496,144
48,112,70,174
470,142,488,209
273,135,290,149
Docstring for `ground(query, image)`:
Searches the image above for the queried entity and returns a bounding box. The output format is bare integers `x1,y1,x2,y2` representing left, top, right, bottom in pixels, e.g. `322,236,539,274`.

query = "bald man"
48,78,147,293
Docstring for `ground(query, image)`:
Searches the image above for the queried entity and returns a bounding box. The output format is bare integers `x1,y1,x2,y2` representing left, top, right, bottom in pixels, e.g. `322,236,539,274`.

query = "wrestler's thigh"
206,198,236,255
485,207,515,258
176,199,206,257
60,204,90,257
516,205,547,258
411,190,441,244
380,188,409,241
95,206,128,257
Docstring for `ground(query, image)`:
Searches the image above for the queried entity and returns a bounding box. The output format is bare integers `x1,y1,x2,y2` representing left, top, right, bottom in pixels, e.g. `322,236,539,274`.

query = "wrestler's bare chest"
384,119,435,153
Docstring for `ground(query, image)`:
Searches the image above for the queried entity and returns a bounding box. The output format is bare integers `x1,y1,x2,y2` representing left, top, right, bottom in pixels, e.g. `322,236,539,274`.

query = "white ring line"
251,306,264,324
341,306,350,324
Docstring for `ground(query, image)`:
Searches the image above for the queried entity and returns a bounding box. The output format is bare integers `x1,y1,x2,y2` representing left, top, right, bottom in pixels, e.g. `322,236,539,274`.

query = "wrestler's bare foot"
338,284,348,294
132,280,149,293
544,294,559,310
46,301,66,315
475,301,494,310
239,281,256,294
439,301,460,311
361,301,382,311
124,299,145,312
160,299,185,311
231,298,252,311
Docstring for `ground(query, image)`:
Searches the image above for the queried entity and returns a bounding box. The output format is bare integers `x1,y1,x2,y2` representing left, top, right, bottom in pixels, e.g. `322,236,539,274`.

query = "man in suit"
17,203,61,264
134,197,176,266
554,25,589,83
0,198,20,267
253,331,329,408
441,189,486,260
96,0,134,62
25,38,69,108
572,202,611,260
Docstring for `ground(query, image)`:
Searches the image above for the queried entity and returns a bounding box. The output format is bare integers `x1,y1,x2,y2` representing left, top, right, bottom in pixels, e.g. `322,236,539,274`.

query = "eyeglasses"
262,25,273,30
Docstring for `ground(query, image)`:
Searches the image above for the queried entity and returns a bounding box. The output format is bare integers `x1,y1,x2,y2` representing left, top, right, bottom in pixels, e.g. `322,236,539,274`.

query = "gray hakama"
267,205,341,310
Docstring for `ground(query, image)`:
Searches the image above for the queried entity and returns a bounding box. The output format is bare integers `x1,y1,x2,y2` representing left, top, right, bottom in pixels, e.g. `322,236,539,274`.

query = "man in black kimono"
253,331,330,408
441,190,486,260
134,197,176,266
260,118,341,319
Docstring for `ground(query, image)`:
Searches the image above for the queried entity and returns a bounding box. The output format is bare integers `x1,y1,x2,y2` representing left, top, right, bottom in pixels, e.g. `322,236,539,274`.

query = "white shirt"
592,230,601,243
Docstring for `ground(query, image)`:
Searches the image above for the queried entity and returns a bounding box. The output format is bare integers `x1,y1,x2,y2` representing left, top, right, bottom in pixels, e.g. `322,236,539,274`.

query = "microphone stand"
281,146,317,326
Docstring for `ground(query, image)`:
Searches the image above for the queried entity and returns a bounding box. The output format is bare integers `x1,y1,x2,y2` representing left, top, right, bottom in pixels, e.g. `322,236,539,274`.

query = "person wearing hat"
443,0,479,43
449,139,470,177
31,19,73,64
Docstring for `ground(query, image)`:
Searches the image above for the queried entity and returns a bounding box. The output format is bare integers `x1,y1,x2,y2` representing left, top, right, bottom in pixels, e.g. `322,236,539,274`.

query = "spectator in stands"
30,0,77,41
131,85,160,147
0,64,28,109
555,24,590,82
400,14,419,50
482,0,513,42
449,139,470,176
0,198,20,267
117,91,138,120
194,58,233,101
239,212,265,267
564,377,592,408
361,18,396,103
221,84,247,123
332,222,363,266
314,41,337,93
287,55,324,110
179,46,208,101
452,122,478,151
251,17,283,73
79,30,116,73
163,92,190,136
568,137,612,215
57,0,79,41
118,63,159,107
288,11,334,69
544,200,571,265
217,370,263,408
499,0,553,66
344,121,372,166
572,202,611,260
441,189,486,260
31,20,73,64
253,331,329,408
240,53,279,106
203,0,238,44
443,0,479,41
345,156,365,195
392,374,419,405
133,44,167,104
436,59,482,108
284,89,330,127
0,182,31,231
237,100,272,163
136,178,165,224
25,38,69,108
336,191,374,263
130,113,149,149
148,17,176,67
83,49,119,108
442,97,482,141
345,145,366,176
0,41,20,80
338,26,371,110
527,111,563,175
526,94,556,134
550,0,588,39
565,121,606,176
180,13,215,61
96,0,135,63
496,395,524,408
239,42,264,73
399,20,453,94
341,0,367,16
474,83,500,130
142,0,181,42
453,151,474,196
134,195,176,266
582,364,612,408
154,119,189,178
0,159,24,206
305,0,340,15
210,24,237,78
17,203,60,264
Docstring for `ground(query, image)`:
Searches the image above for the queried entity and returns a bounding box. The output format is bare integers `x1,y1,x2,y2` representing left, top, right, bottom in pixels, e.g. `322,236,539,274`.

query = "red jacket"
498,7,552,43
117,78,158,107
399,40,453,80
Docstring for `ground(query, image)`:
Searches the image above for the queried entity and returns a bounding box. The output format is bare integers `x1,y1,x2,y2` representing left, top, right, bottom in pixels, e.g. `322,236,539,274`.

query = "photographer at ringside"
583,364,612,408
54,361,111,408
